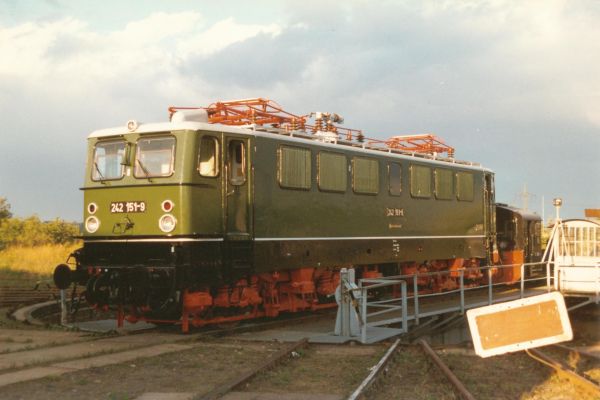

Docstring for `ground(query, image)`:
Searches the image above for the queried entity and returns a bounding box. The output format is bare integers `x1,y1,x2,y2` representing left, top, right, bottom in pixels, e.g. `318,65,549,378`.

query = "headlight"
159,214,177,233
85,216,100,233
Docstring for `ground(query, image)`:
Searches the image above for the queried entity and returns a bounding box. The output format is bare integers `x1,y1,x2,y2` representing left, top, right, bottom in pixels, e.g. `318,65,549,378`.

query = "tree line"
0,197,80,248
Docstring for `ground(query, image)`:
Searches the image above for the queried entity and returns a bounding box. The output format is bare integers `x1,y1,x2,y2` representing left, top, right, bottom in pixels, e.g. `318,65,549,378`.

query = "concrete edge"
11,300,57,326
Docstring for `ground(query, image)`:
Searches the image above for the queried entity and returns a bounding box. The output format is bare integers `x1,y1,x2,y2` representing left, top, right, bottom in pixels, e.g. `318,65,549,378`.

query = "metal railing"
354,262,552,344
357,278,408,344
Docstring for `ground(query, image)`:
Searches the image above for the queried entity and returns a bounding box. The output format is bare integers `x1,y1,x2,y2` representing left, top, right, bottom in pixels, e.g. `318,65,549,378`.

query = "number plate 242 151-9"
110,201,146,213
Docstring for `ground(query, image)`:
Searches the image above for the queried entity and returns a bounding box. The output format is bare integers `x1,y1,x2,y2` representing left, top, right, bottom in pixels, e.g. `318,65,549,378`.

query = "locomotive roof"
88,120,492,172
496,204,542,221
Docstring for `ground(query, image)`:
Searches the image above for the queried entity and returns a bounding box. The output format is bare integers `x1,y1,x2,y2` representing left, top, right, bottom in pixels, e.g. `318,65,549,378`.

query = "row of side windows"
195,140,475,201
410,165,474,201
278,145,474,201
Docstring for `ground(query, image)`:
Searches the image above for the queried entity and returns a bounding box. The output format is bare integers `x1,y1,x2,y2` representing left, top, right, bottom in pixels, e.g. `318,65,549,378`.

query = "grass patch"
245,344,386,395
0,341,283,400
0,243,80,278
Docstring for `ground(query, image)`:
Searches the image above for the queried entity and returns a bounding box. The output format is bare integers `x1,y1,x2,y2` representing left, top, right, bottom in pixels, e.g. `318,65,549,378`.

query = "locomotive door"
483,173,496,262
523,221,531,263
223,135,253,277
224,136,251,238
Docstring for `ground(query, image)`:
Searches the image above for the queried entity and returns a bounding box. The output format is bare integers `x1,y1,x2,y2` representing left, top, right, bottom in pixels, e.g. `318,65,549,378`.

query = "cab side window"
198,136,219,177
228,140,246,185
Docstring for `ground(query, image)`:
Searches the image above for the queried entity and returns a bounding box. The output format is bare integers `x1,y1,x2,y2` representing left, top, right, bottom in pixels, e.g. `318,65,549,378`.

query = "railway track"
0,282,60,307
526,344,600,397
347,339,402,400
0,312,327,391
417,339,475,400
195,338,309,400
347,339,475,400
2,286,596,399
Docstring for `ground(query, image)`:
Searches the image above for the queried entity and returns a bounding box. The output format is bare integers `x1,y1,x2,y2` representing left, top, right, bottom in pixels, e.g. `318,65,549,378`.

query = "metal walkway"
351,263,552,344
332,253,599,344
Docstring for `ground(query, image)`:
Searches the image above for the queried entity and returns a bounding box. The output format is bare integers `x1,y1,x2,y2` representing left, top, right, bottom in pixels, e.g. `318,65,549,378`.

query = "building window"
410,164,431,198
456,171,474,201
435,168,454,200
279,146,311,190
318,152,347,192
388,162,402,196
353,157,379,194
198,136,219,177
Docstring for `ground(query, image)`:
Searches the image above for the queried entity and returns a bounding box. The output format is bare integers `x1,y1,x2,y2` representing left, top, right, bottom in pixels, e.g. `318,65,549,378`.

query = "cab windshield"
92,140,126,181
135,136,175,178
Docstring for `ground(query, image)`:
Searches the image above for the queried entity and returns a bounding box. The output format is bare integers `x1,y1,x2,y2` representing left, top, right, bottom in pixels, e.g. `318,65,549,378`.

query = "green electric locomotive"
55,98,499,331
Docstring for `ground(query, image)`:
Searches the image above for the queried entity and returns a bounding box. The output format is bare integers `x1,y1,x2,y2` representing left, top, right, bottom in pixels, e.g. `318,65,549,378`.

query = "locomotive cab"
495,203,543,281
59,119,255,321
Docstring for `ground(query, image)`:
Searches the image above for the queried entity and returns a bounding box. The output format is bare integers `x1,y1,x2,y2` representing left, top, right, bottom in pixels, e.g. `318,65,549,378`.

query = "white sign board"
466,292,573,358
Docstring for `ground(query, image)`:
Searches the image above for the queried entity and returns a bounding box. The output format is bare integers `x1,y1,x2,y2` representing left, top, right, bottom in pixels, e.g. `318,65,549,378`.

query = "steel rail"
417,339,476,400
0,289,60,307
195,338,309,400
190,310,335,339
551,343,600,361
526,348,600,395
346,339,401,400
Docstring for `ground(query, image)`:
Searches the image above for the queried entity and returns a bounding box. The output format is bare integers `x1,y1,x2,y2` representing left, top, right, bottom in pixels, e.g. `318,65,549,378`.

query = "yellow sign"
466,292,573,358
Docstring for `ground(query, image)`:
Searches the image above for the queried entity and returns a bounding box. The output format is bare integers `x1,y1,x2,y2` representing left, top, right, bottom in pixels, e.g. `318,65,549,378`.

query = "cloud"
0,2,598,220
0,11,282,219
0,11,280,95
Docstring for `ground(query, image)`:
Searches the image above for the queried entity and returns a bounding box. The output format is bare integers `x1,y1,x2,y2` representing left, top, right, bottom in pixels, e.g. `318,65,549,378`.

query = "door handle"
224,164,230,196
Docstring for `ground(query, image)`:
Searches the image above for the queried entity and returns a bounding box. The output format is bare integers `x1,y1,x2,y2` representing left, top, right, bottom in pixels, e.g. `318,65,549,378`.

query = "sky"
0,0,598,222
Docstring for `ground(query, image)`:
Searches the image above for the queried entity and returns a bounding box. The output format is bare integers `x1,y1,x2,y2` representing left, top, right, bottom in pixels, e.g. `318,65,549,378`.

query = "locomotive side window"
410,164,431,198
228,140,246,186
353,157,379,194
198,136,219,177
92,140,126,181
318,151,346,192
134,136,175,178
434,168,454,200
388,162,402,196
456,172,474,201
278,146,311,190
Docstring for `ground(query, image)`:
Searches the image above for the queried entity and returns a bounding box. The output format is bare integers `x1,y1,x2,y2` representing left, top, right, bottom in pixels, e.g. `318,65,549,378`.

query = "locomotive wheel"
84,274,110,307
